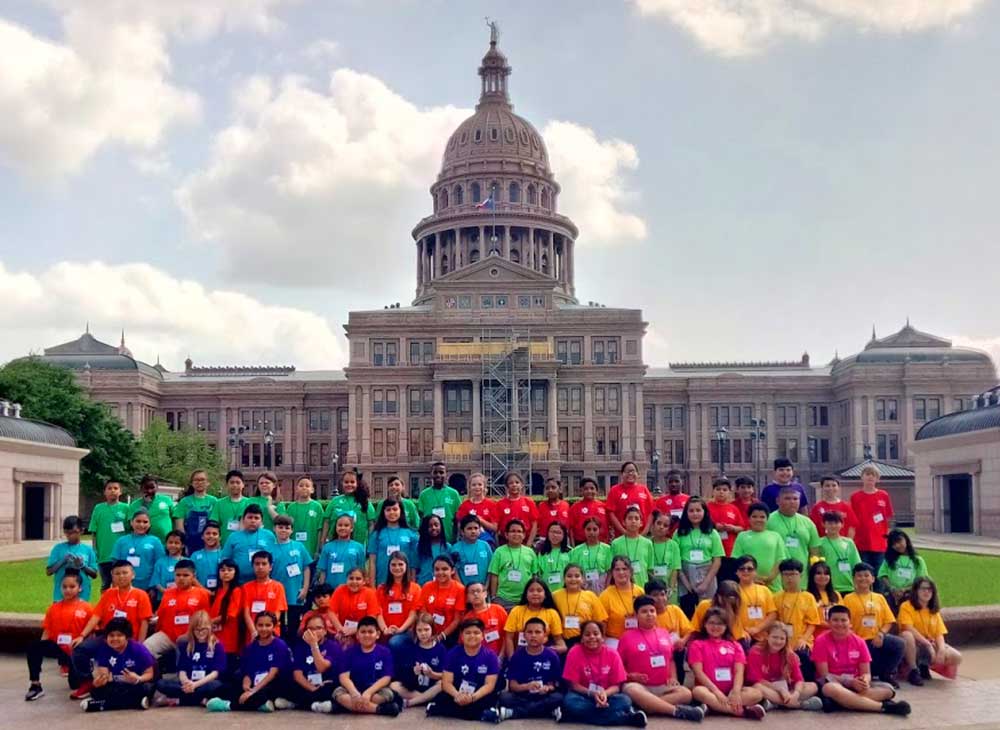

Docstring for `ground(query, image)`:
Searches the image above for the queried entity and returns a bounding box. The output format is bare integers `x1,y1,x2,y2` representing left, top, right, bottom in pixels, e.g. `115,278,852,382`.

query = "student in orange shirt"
330,567,380,645
418,555,466,644
25,570,93,700
209,558,243,669
297,583,337,637
70,560,153,700
463,581,508,658
144,559,211,658
377,551,421,651
242,550,288,641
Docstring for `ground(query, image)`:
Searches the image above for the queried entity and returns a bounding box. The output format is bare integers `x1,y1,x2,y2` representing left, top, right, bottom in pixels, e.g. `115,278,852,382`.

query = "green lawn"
1,548,997,614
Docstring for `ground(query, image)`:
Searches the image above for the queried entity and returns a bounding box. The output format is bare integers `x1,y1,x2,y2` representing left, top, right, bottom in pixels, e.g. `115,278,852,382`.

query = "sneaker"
152,691,176,708
742,704,766,721
206,697,231,713
376,701,400,717
59,665,69,677
627,709,648,727
311,701,333,714
70,681,92,700
882,700,911,717
552,706,562,723
498,707,514,721
139,696,150,710
881,675,901,689
480,708,500,724
674,704,705,722
24,685,44,702
79,698,91,712
425,702,437,716
801,697,824,712
760,699,775,712
907,668,925,687
258,700,275,713
919,664,932,680
274,697,295,710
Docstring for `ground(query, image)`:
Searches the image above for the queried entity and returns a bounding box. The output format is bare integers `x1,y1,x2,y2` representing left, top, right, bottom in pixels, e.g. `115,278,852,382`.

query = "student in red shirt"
463,582,508,658
210,558,244,661
418,555,467,644
653,471,689,536
330,567,380,645
456,473,498,540
536,478,570,547
26,571,93,700
377,551,420,650
495,472,539,543
569,478,608,544
705,478,747,582
733,477,757,517
145,559,211,658
849,465,895,572
242,550,288,640
607,461,654,537
810,476,858,539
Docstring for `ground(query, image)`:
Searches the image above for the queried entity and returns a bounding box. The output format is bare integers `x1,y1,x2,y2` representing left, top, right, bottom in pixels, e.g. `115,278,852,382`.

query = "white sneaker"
499,707,514,721
274,698,295,710
552,706,562,723
79,699,90,712
140,696,150,710
311,701,333,714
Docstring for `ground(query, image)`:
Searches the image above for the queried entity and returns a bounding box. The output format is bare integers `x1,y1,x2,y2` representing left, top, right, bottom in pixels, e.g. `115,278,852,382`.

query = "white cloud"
631,0,987,57
0,259,345,370
0,1,293,177
952,335,1000,371
302,39,340,63
544,121,648,245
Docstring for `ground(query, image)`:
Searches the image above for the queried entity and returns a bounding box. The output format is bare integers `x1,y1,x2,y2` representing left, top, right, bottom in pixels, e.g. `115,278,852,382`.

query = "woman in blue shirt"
317,515,367,589
110,510,165,591
450,515,494,587
367,499,418,586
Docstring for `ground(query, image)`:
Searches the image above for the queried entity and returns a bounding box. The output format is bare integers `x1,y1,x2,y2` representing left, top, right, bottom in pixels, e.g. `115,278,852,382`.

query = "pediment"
433,256,557,287
866,324,951,350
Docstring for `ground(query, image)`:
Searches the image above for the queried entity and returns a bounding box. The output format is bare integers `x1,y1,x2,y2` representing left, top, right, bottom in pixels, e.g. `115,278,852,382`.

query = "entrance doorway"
23,483,47,540
945,475,973,533
448,473,467,495
530,472,545,495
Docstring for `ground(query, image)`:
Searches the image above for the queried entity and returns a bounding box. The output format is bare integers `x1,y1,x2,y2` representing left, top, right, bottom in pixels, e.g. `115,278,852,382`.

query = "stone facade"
29,35,998,501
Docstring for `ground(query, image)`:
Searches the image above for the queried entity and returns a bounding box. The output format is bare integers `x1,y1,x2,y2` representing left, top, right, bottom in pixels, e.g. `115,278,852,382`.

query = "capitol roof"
0,414,76,448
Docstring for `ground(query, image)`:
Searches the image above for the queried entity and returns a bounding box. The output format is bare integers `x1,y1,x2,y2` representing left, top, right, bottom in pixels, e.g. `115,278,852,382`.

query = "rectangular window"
373,428,384,458
533,295,545,308
776,407,786,428
928,398,940,420
410,341,421,365
372,389,384,415
719,406,730,427
876,399,886,422
558,387,569,414
423,388,434,415
409,388,422,416
251,442,261,467
458,295,472,309
309,443,319,466
386,388,398,415
409,428,421,457
609,426,620,456
319,442,330,467
446,387,459,415
559,426,569,456
592,339,605,365
675,439,685,465
481,295,493,309
556,339,568,365
914,398,926,421
608,339,619,364
518,295,531,308
594,386,606,414
570,339,582,365
809,405,830,427
608,386,620,414
532,386,546,415
877,434,887,460
373,342,384,367
744,439,753,463
595,426,606,456
889,434,899,460
571,426,583,458
423,428,434,458
570,386,582,415
533,425,546,443
887,399,898,422
709,406,718,428
643,405,655,431
731,438,742,463
387,428,398,457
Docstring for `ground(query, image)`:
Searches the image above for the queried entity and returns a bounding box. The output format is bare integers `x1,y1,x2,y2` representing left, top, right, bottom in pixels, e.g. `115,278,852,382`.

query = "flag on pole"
475,193,495,210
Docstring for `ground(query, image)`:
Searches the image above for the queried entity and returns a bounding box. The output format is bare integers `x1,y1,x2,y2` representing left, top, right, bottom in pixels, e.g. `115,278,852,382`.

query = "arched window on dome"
471,182,482,203
470,248,480,264
454,185,464,206
541,188,550,210
527,184,537,205
510,248,521,264
441,189,449,209
441,254,449,274
541,253,549,275
509,182,521,203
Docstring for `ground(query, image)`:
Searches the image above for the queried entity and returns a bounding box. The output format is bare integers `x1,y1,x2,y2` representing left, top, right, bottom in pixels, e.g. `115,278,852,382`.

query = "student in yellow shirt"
840,562,904,686
644,579,692,685
598,556,644,647
551,564,607,647
897,577,961,683
503,577,567,657
691,580,746,646
773,559,821,680
733,556,776,643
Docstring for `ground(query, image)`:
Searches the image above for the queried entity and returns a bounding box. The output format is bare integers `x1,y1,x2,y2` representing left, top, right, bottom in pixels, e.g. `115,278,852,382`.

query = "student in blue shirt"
206,611,290,712
152,610,226,707
220,504,277,584
110,510,165,591
191,521,222,592
498,617,564,720
47,515,98,602
450,515,494,587
316,515,366,589
416,515,450,585
271,515,312,637
426,618,501,722
151,530,186,599
313,616,398,716
367,498,418,586
275,612,343,711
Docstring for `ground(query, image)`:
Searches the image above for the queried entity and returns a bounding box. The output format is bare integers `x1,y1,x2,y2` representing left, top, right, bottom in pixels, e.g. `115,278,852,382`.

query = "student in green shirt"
534,522,572,591
172,469,218,554
610,506,654,581
208,470,249,546
568,518,613,594
377,475,421,531
416,462,461,543
488,520,536,610
128,475,174,543
278,475,325,558
766,486,821,589
648,511,680,595
731,502,788,592
878,529,929,612
321,469,376,546
817,511,861,595
88,480,131,590
674,496,725,617
247,471,280,531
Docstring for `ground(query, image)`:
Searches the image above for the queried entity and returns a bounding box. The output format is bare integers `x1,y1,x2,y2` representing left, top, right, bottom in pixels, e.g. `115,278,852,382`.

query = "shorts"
916,643,933,666
333,686,396,703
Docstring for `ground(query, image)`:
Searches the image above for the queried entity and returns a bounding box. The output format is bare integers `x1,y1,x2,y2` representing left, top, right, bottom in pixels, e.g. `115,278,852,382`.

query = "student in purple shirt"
206,611,290,712
760,459,809,513
153,610,227,707
426,619,502,722
275,613,344,711
497,617,564,720
314,616,399,716
80,617,155,712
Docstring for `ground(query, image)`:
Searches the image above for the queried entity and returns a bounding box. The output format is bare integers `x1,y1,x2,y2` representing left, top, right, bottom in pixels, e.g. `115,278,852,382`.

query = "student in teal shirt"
366,499,419,585
110,509,165,590
450,515,494,586
191,521,222,591
129,476,175,543
220,504,277,583
415,514,450,584
150,530,186,597
271,515,312,634
47,515,98,601
376,476,421,535
277,476,325,558
316,514,367,589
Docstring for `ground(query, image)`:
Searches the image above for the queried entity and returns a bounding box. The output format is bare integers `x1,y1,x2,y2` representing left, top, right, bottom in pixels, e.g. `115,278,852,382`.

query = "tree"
0,358,142,497
136,418,227,493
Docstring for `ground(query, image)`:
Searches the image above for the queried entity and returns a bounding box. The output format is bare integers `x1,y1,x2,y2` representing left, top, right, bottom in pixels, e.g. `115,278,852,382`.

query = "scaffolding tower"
481,328,532,496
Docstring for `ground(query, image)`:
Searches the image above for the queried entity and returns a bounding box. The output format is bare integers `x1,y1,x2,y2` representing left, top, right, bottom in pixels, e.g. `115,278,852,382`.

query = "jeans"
155,678,225,706
561,691,635,726
860,551,884,574
867,635,904,679
499,690,563,719
85,682,152,711
226,682,278,711
427,690,499,720
795,648,815,682
98,562,114,592
278,680,337,707
71,635,104,679
388,632,413,654
27,640,82,688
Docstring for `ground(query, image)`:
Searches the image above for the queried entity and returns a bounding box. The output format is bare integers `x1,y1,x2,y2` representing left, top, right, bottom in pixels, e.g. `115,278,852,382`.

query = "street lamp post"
650,449,661,495
264,429,274,472
714,427,728,478
749,418,767,488
227,426,247,469
329,453,340,499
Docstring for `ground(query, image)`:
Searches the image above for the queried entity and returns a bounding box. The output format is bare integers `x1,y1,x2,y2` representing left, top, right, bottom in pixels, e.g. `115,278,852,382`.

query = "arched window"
541,254,549,274
527,184,537,205
469,248,480,263
453,185,464,205
509,182,521,203
510,248,521,264
471,182,481,203
441,255,449,274
441,189,449,208
541,188,550,209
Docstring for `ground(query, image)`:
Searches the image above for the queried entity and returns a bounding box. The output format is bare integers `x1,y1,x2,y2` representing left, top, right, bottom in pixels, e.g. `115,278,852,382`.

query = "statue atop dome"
485,17,500,45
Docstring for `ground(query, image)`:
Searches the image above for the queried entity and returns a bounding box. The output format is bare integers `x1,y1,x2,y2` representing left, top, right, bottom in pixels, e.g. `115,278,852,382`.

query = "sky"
1,0,998,372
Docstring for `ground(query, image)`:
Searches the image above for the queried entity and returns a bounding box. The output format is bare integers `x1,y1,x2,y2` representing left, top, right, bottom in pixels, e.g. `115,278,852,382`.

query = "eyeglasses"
737,566,755,572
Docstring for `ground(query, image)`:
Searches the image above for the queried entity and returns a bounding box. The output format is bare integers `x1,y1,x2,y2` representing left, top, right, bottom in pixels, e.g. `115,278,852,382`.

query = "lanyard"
623,537,641,561
565,590,582,617
779,514,800,539
652,541,671,565
828,538,847,562
580,545,601,570
612,586,634,614
112,588,135,612
507,547,527,572
780,593,802,626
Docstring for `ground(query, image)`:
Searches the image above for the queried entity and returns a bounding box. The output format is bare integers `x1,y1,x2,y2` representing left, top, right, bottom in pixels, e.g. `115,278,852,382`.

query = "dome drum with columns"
412,33,578,304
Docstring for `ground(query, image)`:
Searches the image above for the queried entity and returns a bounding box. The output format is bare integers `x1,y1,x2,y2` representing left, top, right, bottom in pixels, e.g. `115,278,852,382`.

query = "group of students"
25,458,961,723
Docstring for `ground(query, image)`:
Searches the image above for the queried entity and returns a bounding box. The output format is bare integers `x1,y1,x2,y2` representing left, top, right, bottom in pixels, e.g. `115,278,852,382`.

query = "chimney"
0,400,9,417
12,403,22,418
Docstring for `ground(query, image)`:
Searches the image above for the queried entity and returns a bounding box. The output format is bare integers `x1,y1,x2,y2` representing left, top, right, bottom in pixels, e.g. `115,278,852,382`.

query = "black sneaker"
881,675,901,689
674,704,704,722
907,668,924,686
376,701,400,717
882,700,911,716
24,685,44,702
919,664,932,680
627,710,647,727
480,708,500,724
742,704,766,721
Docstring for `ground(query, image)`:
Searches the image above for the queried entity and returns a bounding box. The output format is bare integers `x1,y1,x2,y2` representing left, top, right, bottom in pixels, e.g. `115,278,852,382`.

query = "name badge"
837,561,851,573
714,667,732,682
507,570,522,582
286,563,301,578
113,609,128,618
432,508,446,518
252,600,266,613
781,623,794,638
653,566,668,576
174,614,190,625
247,550,258,564
388,602,403,614
331,563,345,574
459,680,476,694
604,638,619,649
485,630,500,642
227,520,240,531
110,521,125,533
253,672,268,687
585,570,600,583
748,606,763,620
873,513,884,524
463,564,479,576
785,536,800,548
689,549,704,562
547,574,561,585
565,616,580,630
624,617,638,629
650,655,666,668
57,633,72,646
433,614,445,625
631,560,643,573
718,531,728,541
190,670,206,681
307,672,323,686
862,615,877,628
670,509,682,518
127,556,141,567
518,632,527,646
588,682,603,693
206,578,218,588
897,566,914,580
387,545,400,556
295,531,308,542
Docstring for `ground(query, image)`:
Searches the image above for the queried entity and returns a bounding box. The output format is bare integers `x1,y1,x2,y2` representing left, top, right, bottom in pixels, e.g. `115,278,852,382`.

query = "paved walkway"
2,647,999,729
912,533,1000,557
0,540,59,563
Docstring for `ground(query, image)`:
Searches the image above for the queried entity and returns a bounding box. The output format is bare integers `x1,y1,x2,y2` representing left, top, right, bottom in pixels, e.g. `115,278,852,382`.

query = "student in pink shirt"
812,605,910,716
688,607,766,720
560,621,647,727
747,624,821,711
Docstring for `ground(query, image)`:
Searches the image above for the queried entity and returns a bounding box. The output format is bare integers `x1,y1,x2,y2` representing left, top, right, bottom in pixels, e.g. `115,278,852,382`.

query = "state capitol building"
34,34,997,505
